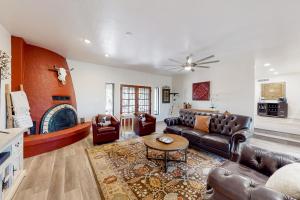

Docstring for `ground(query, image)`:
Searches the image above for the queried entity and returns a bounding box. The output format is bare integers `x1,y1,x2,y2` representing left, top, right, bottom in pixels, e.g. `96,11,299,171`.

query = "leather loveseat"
207,145,300,200
164,109,252,159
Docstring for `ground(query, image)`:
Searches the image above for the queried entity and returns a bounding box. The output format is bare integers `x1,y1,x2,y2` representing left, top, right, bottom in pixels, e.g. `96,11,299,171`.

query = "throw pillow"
194,115,211,133
224,110,231,117
99,116,112,127
139,114,146,122
265,163,300,199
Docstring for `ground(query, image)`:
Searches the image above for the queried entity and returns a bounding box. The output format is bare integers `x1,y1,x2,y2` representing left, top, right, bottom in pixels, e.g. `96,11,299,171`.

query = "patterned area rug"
87,135,225,200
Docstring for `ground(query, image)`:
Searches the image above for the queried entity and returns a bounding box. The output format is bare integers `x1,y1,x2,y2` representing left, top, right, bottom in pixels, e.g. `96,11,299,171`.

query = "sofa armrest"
230,129,253,161
92,117,99,137
110,115,120,127
164,117,181,126
111,115,120,136
207,167,294,200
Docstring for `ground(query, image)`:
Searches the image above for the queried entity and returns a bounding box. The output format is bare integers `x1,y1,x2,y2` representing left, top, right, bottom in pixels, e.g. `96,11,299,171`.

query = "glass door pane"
154,87,159,115
121,86,136,114
138,87,150,113
105,83,114,115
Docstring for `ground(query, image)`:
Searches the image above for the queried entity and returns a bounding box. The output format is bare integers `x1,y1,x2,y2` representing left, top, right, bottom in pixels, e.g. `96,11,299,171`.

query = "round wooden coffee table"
144,134,189,172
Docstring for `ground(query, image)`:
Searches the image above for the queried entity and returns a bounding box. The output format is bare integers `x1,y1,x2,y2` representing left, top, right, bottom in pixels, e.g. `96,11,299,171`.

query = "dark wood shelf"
257,102,288,118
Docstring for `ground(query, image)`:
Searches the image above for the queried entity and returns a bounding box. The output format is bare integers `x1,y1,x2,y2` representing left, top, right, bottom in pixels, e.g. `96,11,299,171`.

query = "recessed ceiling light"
84,39,91,44
269,68,275,72
264,63,271,67
105,53,110,57
274,71,279,75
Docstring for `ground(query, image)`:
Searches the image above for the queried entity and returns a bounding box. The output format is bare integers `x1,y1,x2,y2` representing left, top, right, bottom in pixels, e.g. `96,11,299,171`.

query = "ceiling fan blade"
168,58,183,64
195,55,215,63
197,60,220,65
161,64,180,67
164,67,181,70
177,68,184,72
195,65,210,68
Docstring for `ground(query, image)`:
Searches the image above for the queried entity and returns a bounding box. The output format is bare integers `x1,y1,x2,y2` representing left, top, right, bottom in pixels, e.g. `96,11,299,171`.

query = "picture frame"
162,88,170,103
261,82,286,100
192,81,210,101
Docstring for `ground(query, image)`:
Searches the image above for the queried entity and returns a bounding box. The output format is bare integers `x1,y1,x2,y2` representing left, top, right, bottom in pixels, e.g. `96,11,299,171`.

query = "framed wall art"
162,88,170,103
192,81,210,101
261,82,286,100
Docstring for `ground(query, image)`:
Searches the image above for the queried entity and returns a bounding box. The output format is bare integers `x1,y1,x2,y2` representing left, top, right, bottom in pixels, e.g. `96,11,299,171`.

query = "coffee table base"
146,146,188,173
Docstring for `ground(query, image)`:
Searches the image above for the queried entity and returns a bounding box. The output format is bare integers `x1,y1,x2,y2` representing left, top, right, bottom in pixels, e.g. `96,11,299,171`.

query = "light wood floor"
13,134,101,200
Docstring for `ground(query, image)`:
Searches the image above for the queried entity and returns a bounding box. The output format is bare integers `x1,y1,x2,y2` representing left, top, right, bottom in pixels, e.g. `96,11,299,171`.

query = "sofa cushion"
210,114,252,136
96,131,117,137
200,133,231,152
142,122,153,127
182,129,206,143
221,160,269,185
97,126,115,133
194,115,211,133
165,125,189,135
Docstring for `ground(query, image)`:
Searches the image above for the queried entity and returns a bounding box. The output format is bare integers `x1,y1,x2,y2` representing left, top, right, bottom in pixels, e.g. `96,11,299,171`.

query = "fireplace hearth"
40,104,78,134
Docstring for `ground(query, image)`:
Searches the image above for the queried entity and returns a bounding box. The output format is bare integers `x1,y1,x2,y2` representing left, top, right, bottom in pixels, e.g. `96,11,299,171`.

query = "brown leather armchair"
134,112,156,136
92,114,120,145
207,145,300,200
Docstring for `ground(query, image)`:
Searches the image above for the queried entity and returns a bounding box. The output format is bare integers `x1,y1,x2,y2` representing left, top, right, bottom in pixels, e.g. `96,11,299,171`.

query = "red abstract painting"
192,81,210,101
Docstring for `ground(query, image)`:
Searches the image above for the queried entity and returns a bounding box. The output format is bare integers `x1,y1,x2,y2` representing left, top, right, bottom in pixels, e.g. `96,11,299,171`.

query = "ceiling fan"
163,55,220,72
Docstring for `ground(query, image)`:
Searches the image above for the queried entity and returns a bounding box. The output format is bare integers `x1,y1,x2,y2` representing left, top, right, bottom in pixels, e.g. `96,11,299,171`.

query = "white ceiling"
1,0,300,76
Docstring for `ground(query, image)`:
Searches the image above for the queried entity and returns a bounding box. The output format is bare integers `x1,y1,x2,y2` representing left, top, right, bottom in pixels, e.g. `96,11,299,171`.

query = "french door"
120,85,151,114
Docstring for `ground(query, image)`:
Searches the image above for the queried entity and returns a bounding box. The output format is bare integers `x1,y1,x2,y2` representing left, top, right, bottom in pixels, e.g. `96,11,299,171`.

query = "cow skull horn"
49,65,74,85
51,65,67,85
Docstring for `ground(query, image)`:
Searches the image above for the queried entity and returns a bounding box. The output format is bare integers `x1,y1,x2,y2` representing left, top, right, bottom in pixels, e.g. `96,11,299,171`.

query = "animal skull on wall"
57,68,67,85
48,65,74,85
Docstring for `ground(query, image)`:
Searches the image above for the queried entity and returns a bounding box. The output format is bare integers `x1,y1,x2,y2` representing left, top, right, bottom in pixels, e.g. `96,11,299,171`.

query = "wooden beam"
5,84,13,128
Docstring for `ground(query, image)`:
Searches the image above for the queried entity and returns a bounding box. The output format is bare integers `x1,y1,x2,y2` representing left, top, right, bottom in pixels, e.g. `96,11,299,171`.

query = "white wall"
68,59,172,121
0,24,11,129
172,54,255,118
255,73,300,119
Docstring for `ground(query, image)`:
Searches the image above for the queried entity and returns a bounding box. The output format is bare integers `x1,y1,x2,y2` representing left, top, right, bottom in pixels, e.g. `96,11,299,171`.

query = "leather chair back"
179,109,252,136
94,114,112,124
239,145,300,177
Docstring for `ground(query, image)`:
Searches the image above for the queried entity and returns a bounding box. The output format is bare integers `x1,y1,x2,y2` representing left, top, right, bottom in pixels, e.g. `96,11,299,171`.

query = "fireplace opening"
40,104,78,134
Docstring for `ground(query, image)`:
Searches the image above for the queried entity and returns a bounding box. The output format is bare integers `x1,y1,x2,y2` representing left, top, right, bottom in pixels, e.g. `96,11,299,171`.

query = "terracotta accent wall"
11,37,25,92
11,36,77,133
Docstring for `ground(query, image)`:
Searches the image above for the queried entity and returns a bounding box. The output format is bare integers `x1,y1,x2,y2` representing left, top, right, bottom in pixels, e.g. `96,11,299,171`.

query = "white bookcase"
0,128,26,200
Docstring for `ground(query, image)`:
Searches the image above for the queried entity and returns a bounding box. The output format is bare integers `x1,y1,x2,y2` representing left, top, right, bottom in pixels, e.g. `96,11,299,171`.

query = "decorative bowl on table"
156,136,174,144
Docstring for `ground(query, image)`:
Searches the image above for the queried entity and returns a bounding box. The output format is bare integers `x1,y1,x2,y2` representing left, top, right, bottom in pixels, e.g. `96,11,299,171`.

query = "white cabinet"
0,128,26,200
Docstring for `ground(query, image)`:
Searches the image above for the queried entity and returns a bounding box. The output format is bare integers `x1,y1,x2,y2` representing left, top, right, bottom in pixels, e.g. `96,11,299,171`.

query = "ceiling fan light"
187,56,192,64
184,66,192,71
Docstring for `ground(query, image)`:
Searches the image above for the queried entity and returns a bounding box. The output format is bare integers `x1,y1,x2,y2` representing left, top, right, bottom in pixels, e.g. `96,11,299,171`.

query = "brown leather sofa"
207,145,300,200
164,109,252,159
92,114,120,145
134,112,156,136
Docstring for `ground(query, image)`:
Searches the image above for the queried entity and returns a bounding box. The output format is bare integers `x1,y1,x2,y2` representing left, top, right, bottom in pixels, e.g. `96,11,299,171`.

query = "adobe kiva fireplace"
40,104,78,134
12,38,91,158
